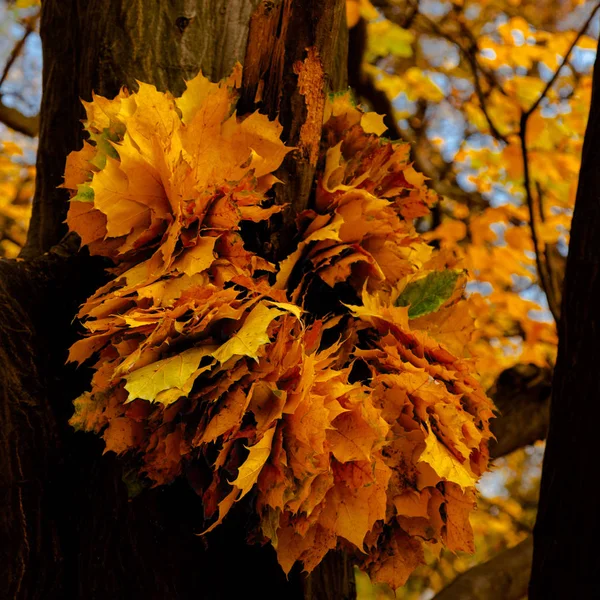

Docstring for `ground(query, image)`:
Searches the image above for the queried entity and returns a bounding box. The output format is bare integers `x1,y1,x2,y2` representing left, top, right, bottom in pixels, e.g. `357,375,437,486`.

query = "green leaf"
395,270,462,319
89,129,121,170
73,183,94,202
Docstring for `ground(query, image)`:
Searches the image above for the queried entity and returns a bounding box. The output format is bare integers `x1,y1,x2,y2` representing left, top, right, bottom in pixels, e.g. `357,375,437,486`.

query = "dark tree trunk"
3,1,353,599
529,50,600,598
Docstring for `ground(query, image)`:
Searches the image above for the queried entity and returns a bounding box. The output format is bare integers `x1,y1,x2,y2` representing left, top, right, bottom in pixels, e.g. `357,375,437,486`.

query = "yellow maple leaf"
212,302,288,363
418,428,476,490
173,236,218,276
176,64,240,125
123,346,213,403
91,155,155,238
361,112,387,136
229,426,277,499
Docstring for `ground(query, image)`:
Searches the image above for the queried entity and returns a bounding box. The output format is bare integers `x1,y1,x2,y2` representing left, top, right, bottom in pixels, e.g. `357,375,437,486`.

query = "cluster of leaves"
64,67,494,588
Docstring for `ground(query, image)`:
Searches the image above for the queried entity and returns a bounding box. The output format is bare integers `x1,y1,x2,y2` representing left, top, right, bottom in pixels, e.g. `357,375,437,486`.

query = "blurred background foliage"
0,0,39,257
0,0,595,597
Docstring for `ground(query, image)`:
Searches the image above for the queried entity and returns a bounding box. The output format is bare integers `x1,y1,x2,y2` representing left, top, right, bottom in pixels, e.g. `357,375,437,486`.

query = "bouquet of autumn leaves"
64,64,494,589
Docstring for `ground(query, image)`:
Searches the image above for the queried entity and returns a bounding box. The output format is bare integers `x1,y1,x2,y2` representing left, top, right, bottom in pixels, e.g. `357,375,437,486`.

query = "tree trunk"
529,49,600,598
3,1,353,598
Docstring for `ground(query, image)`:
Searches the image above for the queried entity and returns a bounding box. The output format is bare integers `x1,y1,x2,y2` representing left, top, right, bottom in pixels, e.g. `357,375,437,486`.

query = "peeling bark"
240,0,348,258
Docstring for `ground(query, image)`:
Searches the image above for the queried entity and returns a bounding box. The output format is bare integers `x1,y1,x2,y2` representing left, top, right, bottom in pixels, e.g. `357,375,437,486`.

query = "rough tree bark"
529,43,600,600
2,1,353,599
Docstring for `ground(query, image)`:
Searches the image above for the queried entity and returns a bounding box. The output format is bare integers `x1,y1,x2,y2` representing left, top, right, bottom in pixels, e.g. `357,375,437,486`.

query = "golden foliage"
354,0,593,390
0,141,33,257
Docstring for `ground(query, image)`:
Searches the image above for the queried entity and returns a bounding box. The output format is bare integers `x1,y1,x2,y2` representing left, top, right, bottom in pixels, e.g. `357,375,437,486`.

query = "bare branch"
459,44,508,143
519,119,561,322
457,19,509,98
0,97,39,136
405,1,509,142
0,11,40,90
431,537,533,600
524,2,600,119
519,2,600,323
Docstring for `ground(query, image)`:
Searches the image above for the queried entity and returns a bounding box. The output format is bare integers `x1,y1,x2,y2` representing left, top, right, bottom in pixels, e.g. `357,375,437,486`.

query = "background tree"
529,41,600,600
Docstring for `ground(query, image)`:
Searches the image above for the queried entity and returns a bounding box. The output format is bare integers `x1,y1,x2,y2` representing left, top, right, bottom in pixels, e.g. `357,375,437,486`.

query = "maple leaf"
212,302,290,364
123,346,213,404
249,382,287,433
102,417,144,455
173,236,218,276
367,529,425,590
418,428,477,490
229,426,277,500
443,482,476,553
201,386,252,443
395,269,463,318
393,489,431,519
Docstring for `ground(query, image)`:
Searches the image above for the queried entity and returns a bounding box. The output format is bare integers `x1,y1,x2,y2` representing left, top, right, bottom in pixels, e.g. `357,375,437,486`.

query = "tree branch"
431,537,533,600
0,11,40,89
405,1,509,142
0,97,39,136
489,364,551,459
524,1,600,119
519,117,561,323
519,2,600,323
